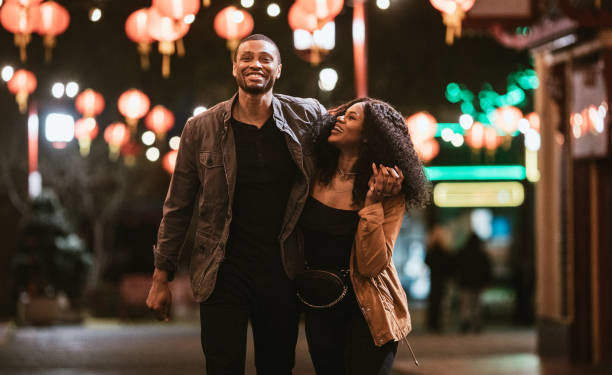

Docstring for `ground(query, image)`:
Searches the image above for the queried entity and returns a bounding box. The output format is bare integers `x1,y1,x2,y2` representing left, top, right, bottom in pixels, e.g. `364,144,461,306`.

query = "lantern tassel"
43,35,57,63
109,145,120,161
159,41,175,78
309,45,321,67
79,137,92,157
227,39,239,56
15,33,31,63
138,42,151,71
442,9,465,45
126,117,139,133
16,91,29,114
203,0,211,7
176,38,186,57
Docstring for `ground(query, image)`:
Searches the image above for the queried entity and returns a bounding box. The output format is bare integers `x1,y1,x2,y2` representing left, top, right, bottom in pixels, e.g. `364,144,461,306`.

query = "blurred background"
0,0,611,374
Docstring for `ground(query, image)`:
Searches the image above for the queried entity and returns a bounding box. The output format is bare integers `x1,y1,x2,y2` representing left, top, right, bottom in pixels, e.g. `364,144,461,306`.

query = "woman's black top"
298,196,360,272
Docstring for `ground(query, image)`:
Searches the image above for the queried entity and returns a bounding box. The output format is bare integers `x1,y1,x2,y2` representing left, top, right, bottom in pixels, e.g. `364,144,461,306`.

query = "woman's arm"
354,196,405,277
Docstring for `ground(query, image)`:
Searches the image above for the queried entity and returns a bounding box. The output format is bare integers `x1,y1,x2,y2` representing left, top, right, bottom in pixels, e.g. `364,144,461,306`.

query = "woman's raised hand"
365,163,404,205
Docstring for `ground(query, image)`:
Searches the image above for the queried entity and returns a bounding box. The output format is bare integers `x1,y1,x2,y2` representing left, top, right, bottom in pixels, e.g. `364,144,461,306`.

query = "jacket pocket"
198,151,226,206
200,151,224,168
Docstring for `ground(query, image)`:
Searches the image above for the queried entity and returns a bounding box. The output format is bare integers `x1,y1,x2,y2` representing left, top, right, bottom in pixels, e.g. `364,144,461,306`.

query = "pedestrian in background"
425,225,452,333
455,231,492,333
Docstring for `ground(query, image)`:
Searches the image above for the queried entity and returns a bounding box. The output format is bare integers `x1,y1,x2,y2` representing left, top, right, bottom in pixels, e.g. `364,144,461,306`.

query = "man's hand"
365,164,404,206
146,269,172,322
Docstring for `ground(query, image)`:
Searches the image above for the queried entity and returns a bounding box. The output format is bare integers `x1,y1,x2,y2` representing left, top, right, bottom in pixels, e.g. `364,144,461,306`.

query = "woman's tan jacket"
350,196,411,346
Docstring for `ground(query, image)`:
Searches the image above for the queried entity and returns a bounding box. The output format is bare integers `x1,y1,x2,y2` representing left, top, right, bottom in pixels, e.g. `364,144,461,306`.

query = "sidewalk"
0,321,607,375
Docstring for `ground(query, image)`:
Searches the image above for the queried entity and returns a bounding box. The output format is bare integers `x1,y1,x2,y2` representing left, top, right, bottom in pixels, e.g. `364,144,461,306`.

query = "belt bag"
295,268,350,309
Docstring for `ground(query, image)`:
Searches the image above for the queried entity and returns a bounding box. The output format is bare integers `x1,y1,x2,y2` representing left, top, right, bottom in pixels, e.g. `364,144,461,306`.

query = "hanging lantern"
126,8,154,71
36,1,69,62
417,139,440,163
75,89,105,118
152,0,199,57
429,0,475,45
152,0,200,20
465,122,485,149
406,112,438,144
104,122,130,160
289,4,335,66
295,0,343,22
117,89,150,131
7,69,37,113
6,0,43,6
484,127,501,152
120,141,142,166
493,106,523,135
74,117,99,156
214,6,254,53
525,112,540,132
147,7,190,77
162,149,178,174
145,105,175,139
0,2,41,62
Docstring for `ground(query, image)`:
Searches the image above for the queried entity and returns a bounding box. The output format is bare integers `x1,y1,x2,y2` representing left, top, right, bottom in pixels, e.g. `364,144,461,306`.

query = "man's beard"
236,74,276,95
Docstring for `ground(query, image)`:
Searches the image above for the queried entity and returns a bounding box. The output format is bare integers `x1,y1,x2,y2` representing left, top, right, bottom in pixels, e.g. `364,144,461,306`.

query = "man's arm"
147,118,199,321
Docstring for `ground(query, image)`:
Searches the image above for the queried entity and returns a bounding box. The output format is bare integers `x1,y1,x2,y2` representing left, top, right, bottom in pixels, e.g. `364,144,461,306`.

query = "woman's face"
327,102,365,150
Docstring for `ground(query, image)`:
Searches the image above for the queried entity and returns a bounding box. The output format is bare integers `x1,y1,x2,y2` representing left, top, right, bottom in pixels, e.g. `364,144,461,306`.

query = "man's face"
233,40,282,95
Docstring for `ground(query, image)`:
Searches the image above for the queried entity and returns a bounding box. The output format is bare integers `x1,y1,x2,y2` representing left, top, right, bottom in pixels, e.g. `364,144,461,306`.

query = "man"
146,34,325,374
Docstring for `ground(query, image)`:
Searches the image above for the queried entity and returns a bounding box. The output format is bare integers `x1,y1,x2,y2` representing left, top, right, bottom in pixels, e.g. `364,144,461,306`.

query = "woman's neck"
337,151,358,174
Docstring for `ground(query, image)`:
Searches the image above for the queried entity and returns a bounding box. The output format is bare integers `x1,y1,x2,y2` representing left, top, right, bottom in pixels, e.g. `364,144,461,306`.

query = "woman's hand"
365,163,404,206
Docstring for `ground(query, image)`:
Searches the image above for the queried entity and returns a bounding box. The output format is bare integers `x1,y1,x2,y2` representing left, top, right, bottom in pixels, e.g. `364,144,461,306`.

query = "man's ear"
276,63,282,79
232,62,237,78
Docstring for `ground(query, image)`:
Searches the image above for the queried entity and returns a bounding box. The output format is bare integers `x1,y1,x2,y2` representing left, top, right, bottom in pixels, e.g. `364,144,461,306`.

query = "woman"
297,98,429,374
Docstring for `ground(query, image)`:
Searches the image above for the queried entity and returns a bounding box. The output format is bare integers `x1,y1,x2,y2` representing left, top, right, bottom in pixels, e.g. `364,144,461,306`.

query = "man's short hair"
234,34,282,64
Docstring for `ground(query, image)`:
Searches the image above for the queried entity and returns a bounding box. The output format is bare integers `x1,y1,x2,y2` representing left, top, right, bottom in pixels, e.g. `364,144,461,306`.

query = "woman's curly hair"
311,97,430,208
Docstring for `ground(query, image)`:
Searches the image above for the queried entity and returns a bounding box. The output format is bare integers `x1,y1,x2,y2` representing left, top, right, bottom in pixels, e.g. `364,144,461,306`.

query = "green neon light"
424,165,526,181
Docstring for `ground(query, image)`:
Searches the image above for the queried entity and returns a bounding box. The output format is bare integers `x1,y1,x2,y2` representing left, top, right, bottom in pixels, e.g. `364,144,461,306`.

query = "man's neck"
232,89,274,128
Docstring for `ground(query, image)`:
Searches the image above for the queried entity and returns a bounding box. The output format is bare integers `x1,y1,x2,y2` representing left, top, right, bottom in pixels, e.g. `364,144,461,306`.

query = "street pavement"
0,320,608,375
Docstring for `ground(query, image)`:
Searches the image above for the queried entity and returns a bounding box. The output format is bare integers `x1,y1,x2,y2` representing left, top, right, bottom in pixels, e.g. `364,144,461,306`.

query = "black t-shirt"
224,116,298,269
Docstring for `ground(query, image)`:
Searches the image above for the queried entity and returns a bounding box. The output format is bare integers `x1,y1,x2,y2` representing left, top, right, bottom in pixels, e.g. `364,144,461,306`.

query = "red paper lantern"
525,112,540,132
162,150,178,174
152,0,200,20
7,69,37,113
429,0,475,44
6,0,43,6
406,112,438,143
145,105,175,138
0,2,41,62
74,117,99,156
417,139,440,163
493,106,523,135
118,89,150,130
120,141,142,166
36,1,69,62
75,89,105,118
214,6,254,52
288,3,323,32
484,127,501,151
126,8,154,71
147,7,190,77
104,122,130,160
295,0,343,21
465,122,485,149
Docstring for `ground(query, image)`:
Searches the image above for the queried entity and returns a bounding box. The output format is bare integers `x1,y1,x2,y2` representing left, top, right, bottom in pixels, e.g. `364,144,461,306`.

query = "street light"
376,0,390,10
318,68,338,92
267,3,280,17
51,82,65,98
169,136,180,150
89,8,102,22
241,0,254,8
142,130,156,146
1,65,14,82
146,147,160,162
45,113,75,148
65,81,79,98
193,106,207,116
184,14,195,24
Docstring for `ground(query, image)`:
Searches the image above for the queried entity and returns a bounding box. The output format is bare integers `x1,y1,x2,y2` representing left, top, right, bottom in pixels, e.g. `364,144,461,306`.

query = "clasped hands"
365,163,404,206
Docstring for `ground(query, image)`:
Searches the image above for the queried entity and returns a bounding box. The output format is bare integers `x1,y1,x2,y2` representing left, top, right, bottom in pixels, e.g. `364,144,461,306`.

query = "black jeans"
304,293,398,375
200,261,299,375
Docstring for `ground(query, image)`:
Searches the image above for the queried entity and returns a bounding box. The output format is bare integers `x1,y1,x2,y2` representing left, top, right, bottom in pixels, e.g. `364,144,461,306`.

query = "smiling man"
146,34,325,374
